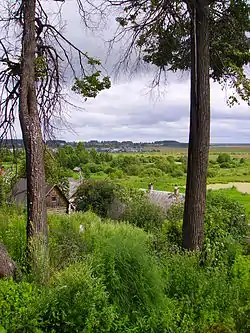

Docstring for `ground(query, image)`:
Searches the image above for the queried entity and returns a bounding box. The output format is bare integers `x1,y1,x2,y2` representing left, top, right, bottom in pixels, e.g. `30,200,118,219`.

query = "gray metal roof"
68,178,81,199
140,189,184,214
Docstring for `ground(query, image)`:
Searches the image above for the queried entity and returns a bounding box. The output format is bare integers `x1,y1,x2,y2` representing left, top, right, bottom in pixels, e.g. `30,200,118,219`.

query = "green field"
2,145,250,221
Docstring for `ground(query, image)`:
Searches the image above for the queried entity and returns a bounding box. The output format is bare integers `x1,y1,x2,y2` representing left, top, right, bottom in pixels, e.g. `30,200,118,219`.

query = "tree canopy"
111,0,249,105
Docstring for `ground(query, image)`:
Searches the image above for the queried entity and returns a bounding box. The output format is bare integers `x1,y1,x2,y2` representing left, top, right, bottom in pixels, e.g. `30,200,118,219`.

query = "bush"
220,161,233,169
206,191,248,242
0,210,249,333
170,168,184,178
39,261,116,333
141,167,163,178
217,153,231,164
0,279,40,332
85,220,166,321
120,196,165,233
207,167,217,178
159,191,248,266
162,252,250,332
48,213,90,270
75,180,119,217
161,203,184,249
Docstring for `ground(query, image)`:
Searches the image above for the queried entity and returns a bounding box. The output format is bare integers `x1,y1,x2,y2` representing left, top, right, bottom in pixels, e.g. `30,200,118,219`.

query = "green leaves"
118,0,250,104
72,72,111,98
34,56,47,80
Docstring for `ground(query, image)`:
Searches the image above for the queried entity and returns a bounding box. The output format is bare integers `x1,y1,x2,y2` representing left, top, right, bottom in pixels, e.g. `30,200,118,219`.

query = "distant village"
1,139,188,153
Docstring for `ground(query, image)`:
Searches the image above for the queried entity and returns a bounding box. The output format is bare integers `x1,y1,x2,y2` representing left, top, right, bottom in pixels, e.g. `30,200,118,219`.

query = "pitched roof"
68,178,81,199
140,189,184,214
11,178,69,205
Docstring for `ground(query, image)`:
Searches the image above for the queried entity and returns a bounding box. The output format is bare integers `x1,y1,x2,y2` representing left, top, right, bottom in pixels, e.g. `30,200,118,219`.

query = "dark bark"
182,2,210,250
19,0,48,272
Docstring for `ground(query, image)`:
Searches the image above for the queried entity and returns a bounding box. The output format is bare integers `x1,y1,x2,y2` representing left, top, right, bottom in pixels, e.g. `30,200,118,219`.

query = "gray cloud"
4,0,250,143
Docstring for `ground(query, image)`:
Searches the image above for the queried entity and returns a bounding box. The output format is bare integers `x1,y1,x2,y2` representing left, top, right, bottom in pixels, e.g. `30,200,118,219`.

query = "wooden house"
11,178,70,214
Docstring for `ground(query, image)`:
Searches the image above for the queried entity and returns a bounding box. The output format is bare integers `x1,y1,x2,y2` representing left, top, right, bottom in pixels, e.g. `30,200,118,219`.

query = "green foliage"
34,56,47,80
163,252,250,332
72,72,111,98
141,167,163,178
48,213,88,270
82,218,168,326
0,207,26,266
39,262,116,333
0,279,40,332
120,195,165,233
217,153,232,164
161,203,184,248
75,179,119,217
119,0,250,105
0,208,249,332
160,191,248,265
206,190,248,242
207,167,218,178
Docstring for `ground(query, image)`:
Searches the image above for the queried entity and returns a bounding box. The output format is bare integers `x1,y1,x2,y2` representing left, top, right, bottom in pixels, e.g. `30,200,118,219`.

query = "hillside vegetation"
0,186,249,332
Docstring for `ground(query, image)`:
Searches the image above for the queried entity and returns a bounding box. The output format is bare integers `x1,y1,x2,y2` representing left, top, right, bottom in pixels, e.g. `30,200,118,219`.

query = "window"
52,196,56,202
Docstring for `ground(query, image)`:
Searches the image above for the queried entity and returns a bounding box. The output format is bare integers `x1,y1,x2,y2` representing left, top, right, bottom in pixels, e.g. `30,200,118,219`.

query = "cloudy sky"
10,0,250,143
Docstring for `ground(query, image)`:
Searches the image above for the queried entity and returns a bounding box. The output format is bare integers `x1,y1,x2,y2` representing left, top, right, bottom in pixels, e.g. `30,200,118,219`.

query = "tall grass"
0,207,249,332
0,205,26,266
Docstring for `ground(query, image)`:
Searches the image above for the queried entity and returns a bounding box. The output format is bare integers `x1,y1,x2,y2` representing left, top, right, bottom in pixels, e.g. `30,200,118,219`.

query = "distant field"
147,145,250,156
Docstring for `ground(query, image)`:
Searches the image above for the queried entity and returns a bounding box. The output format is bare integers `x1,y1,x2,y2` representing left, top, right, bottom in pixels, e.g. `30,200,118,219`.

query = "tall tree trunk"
19,0,48,279
182,2,210,250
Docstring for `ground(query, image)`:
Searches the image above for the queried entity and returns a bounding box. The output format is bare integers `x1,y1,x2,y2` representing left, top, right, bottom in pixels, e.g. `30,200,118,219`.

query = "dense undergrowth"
0,190,249,332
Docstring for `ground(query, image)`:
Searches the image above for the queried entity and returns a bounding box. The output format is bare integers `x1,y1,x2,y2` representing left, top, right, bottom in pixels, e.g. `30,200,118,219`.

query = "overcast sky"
10,0,250,143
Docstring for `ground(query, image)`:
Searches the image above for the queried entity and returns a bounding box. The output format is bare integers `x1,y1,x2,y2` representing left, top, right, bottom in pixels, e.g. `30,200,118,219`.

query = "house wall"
46,187,68,213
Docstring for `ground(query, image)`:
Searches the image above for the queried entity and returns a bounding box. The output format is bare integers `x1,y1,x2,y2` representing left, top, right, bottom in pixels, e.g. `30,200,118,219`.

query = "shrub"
48,213,89,270
207,167,217,178
220,161,233,169
155,161,175,174
159,191,248,266
162,252,249,332
0,279,40,332
109,169,124,179
206,191,248,242
201,192,248,267
75,179,120,217
161,203,184,248
120,196,165,232
39,261,116,333
86,220,166,320
170,168,184,178
141,167,163,178
217,153,231,164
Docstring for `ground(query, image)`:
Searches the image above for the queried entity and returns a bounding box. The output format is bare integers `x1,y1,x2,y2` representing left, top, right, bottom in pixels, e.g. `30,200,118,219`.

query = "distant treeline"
1,139,249,150
1,139,188,149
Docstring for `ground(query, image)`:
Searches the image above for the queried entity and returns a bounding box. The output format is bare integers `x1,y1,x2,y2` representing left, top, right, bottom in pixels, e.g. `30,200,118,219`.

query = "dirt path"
207,182,250,194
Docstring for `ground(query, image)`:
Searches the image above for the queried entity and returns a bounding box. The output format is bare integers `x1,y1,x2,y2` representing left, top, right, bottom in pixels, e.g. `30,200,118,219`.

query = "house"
140,184,184,215
11,178,70,214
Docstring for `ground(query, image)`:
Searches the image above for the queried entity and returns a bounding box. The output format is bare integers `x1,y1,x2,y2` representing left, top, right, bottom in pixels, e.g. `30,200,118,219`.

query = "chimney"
174,184,179,197
148,183,153,192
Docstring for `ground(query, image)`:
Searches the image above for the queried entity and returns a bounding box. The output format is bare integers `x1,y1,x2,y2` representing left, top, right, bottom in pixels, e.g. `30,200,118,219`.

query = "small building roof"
11,178,69,205
68,177,81,199
140,189,184,214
